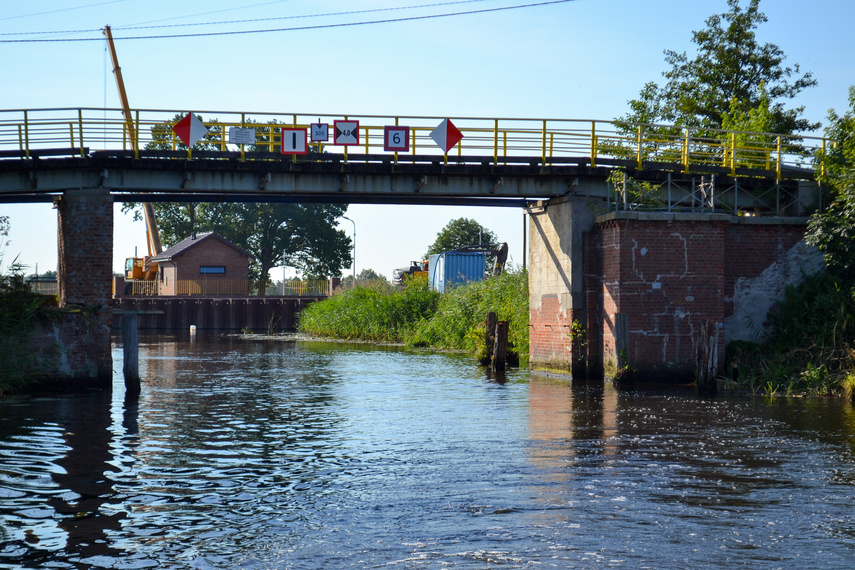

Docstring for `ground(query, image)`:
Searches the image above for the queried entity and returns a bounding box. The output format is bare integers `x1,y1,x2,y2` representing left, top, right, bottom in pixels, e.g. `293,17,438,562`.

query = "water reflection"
0,336,853,568
0,392,133,566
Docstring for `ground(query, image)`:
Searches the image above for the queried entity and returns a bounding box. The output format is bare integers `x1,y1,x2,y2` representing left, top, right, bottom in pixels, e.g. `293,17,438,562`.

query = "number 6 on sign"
384,126,410,152
280,128,308,155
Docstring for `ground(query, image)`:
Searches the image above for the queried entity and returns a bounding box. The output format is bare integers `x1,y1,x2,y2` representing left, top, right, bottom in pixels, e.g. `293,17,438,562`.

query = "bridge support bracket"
415,175,427,193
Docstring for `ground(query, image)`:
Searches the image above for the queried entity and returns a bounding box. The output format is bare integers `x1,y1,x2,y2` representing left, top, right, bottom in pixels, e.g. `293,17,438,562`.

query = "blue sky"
1,0,852,280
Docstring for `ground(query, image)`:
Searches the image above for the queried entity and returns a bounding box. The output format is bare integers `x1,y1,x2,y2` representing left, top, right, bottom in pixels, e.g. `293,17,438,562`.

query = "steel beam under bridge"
0,149,665,207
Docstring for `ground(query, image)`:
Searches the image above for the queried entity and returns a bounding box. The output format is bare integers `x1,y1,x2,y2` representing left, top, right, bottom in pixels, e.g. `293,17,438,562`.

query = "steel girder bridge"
0,107,825,214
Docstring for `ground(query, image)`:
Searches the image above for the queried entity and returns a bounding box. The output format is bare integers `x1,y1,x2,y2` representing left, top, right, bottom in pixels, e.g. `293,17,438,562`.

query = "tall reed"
298,269,530,363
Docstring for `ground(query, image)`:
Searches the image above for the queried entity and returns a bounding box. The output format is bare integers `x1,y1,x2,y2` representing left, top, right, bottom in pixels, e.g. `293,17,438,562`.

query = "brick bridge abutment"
528,196,823,382
29,188,114,389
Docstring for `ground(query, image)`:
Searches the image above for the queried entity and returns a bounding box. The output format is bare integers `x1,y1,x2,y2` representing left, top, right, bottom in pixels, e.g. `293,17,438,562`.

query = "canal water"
1,335,854,569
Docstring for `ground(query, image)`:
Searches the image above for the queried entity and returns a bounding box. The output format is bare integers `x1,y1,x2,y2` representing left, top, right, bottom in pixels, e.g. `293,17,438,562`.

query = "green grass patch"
725,271,855,397
299,269,530,364
0,279,58,395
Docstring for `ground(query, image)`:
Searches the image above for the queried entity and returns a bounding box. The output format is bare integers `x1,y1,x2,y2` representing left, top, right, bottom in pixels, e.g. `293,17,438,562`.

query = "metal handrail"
0,107,827,178
120,278,330,297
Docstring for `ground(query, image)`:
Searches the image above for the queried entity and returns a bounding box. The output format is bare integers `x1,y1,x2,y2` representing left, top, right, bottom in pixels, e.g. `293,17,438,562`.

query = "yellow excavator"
103,25,163,284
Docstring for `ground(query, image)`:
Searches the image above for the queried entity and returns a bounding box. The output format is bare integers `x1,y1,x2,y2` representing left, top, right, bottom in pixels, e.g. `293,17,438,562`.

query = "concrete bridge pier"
50,187,114,388
527,195,599,377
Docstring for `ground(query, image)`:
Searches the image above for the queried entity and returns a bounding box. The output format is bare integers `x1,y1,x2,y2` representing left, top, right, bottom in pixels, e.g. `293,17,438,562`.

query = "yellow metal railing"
280,279,331,296
0,107,826,178
126,280,160,296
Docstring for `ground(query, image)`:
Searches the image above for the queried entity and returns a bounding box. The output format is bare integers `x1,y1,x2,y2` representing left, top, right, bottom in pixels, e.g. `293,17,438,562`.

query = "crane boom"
103,25,163,257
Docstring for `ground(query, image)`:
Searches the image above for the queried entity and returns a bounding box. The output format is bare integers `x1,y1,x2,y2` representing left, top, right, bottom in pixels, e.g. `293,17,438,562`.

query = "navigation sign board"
334,120,359,146
228,126,256,145
429,118,463,154
173,112,209,147
280,128,308,155
311,122,329,142
384,126,410,152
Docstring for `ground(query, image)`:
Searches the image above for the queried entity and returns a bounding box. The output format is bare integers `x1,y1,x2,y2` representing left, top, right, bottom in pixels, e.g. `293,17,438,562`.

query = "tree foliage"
619,0,817,134
805,86,855,278
121,114,352,279
424,218,498,258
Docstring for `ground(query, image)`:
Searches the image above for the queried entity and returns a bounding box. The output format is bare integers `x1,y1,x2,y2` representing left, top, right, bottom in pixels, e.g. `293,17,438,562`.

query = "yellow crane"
103,25,162,282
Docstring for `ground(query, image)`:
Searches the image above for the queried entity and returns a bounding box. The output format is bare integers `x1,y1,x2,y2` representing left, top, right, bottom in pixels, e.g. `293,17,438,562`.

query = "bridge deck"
0,108,823,211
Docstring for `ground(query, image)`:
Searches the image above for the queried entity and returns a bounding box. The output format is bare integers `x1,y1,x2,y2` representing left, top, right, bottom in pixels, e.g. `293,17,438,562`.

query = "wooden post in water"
122,312,141,396
492,320,509,373
694,319,719,395
484,312,497,365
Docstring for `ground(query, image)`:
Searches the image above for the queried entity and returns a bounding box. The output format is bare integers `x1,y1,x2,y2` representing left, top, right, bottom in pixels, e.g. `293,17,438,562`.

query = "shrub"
299,269,530,364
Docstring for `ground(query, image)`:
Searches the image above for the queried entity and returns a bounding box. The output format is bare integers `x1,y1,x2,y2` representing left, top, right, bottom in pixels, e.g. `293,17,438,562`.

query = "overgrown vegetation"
297,276,440,342
0,217,57,394
406,270,529,365
726,272,855,398
298,270,529,365
725,87,855,399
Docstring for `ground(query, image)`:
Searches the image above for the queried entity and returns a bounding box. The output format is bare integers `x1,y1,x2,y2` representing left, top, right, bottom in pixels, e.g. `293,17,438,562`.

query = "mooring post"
694,319,719,395
122,312,140,396
484,311,498,365
492,320,509,373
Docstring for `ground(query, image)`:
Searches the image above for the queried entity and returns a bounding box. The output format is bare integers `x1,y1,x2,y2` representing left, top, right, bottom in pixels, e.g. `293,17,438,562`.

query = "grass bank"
298,270,529,364
725,270,855,398
0,279,57,395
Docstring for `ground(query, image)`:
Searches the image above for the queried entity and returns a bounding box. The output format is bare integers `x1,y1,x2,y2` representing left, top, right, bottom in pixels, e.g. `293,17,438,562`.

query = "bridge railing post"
77,109,85,155
22,110,30,158
776,136,782,180
682,127,690,173
729,131,736,176
590,121,597,168
493,119,499,165
541,120,548,165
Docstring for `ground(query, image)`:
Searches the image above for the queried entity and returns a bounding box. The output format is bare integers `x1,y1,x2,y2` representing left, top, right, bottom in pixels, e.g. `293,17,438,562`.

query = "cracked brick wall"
529,202,811,380
588,213,808,380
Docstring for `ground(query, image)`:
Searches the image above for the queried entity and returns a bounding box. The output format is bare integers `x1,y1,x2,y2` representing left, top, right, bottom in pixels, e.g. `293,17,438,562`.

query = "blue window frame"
200,266,226,274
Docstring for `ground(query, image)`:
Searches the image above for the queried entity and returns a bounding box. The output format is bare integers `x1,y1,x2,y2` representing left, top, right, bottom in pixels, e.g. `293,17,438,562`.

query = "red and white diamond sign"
172,113,209,147
429,118,463,154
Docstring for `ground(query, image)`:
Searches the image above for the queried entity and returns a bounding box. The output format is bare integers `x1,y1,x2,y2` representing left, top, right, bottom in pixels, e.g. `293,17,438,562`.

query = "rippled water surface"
2,335,855,568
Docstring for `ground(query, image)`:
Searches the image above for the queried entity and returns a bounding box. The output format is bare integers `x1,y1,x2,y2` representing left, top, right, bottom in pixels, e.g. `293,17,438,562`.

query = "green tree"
122,115,352,279
805,86,855,278
619,0,817,134
342,268,389,288
424,218,498,258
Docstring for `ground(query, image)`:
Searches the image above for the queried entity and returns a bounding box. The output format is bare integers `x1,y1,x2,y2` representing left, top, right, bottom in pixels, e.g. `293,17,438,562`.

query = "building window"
200,266,226,274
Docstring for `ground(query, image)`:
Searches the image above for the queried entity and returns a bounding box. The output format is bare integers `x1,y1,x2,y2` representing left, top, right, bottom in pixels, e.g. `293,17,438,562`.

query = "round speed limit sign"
383,126,410,152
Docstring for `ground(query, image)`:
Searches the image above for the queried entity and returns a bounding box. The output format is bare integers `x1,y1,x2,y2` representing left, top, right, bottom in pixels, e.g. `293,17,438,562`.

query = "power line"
0,0,130,22
0,0,573,43
0,0,490,37
117,0,493,31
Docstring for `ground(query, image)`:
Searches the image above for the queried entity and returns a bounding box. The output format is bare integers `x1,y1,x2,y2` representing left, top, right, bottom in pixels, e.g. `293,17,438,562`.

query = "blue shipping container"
428,252,486,292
